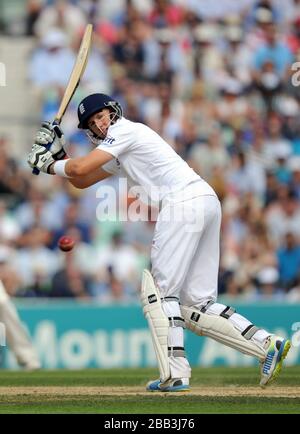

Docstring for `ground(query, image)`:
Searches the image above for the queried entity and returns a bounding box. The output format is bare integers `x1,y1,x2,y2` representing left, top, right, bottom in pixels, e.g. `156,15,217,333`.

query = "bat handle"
32,119,60,176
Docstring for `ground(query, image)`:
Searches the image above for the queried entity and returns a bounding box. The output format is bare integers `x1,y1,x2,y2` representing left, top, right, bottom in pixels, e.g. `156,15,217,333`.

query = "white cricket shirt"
99,117,216,204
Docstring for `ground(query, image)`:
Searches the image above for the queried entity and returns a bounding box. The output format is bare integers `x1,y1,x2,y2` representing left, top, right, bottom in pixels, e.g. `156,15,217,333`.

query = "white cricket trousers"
151,194,221,304
150,194,269,379
150,194,220,379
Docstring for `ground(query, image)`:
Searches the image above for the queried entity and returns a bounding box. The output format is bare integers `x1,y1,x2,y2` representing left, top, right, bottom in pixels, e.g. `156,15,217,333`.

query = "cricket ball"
58,236,75,252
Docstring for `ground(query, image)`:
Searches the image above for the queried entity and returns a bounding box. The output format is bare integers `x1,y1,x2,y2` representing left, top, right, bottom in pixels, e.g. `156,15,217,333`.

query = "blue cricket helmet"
77,93,123,129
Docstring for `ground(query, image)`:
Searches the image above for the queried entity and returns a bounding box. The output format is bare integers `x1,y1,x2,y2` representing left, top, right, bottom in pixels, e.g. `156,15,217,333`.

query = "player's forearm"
68,168,112,189
49,161,112,188
52,149,114,178
65,157,91,177
50,157,94,177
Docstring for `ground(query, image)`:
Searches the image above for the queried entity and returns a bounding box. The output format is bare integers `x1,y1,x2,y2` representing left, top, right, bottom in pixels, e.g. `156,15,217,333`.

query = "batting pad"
141,269,171,383
181,305,266,361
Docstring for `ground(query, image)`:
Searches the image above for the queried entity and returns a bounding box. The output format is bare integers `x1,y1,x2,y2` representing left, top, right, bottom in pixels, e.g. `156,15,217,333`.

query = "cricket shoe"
21,361,41,371
260,335,291,388
146,378,190,392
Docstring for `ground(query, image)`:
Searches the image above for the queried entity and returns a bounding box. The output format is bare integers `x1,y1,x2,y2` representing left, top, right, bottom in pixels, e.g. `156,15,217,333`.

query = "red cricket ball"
58,236,75,252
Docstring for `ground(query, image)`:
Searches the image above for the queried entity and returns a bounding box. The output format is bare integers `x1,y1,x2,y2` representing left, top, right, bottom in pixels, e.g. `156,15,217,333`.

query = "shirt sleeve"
96,124,134,158
102,159,120,176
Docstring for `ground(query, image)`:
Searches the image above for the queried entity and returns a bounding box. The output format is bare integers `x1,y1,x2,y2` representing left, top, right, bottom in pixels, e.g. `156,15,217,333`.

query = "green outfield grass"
0,367,299,414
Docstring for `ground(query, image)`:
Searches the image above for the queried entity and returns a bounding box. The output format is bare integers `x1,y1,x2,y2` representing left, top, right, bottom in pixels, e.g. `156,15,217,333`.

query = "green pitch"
0,367,299,414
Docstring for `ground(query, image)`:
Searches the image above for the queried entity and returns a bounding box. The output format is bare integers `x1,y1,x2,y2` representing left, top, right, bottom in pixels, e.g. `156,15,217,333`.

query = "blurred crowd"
1,0,300,302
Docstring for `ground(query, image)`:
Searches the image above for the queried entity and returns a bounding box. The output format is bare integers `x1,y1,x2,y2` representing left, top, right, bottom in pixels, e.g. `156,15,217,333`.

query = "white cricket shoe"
260,335,291,388
20,361,41,371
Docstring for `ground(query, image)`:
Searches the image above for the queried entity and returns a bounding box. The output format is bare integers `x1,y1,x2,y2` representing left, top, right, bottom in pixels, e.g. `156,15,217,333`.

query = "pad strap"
220,306,236,319
200,300,215,313
242,325,261,340
168,346,186,358
168,316,186,329
161,296,180,302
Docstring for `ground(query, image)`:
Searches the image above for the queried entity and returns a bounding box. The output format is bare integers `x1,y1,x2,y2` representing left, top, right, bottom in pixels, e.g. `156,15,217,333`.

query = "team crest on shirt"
103,135,116,145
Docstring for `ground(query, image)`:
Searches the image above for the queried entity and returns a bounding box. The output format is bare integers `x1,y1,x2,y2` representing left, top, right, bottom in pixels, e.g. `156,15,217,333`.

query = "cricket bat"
33,23,93,175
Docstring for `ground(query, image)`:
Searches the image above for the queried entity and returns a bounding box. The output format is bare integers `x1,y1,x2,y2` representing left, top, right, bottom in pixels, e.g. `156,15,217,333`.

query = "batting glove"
35,121,67,160
27,143,55,174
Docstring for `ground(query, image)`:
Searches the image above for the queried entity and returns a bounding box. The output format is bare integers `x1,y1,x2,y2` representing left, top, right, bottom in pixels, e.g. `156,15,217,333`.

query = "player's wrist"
48,162,56,175
53,159,71,178
52,148,67,161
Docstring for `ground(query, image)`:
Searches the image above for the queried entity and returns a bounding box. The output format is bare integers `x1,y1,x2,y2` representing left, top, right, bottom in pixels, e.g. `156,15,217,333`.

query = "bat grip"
32,119,60,175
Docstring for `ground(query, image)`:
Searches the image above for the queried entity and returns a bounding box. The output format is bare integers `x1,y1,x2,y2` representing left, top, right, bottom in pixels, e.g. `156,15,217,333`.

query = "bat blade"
32,24,93,175
55,23,93,124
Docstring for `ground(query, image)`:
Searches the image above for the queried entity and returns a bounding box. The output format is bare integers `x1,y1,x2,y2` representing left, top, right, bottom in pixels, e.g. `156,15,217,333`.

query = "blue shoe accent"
260,336,291,387
146,380,161,391
146,379,190,392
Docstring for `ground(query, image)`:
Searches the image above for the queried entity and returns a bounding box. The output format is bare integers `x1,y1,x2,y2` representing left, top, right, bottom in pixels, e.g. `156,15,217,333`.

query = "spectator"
93,230,140,287
148,0,184,28
181,80,215,141
25,0,43,36
286,273,300,301
277,232,300,290
33,0,87,39
29,28,76,90
264,170,280,206
253,59,282,111
223,24,252,87
188,128,229,182
14,225,59,292
265,187,300,245
112,21,145,80
89,265,136,303
0,137,28,204
15,185,64,232
252,22,294,80
254,266,284,300
0,201,21,244
143,27,188,82
289,156,300,198
191,23,224,84
56,226,98,277
262,113,293,168
227,151,263,196
51,200,92,247
215,78,250,130
51,249,91,298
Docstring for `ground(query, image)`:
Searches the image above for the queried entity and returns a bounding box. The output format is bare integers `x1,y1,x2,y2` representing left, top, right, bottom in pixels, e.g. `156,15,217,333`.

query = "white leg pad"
141,269,171,382
181,305,266,361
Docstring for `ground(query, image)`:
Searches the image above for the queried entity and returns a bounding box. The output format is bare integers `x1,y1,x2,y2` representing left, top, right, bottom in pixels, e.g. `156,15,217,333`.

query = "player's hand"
27,143,55,174
35,121,67,160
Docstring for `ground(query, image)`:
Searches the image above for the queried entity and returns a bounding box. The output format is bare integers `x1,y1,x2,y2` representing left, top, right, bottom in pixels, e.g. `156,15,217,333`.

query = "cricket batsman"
27,93,291,391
